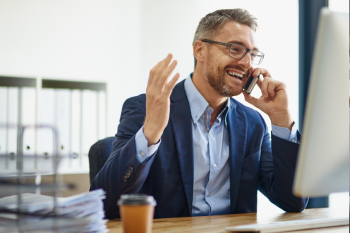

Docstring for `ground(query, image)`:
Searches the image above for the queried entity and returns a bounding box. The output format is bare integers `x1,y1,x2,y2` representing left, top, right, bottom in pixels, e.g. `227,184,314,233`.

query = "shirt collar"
184,74,230,125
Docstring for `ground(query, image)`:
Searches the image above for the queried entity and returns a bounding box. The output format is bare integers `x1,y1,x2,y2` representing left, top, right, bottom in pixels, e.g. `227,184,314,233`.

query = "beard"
206,63,247,97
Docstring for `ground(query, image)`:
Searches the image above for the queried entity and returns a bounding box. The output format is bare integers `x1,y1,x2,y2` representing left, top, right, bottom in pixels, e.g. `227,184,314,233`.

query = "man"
90,9,308,219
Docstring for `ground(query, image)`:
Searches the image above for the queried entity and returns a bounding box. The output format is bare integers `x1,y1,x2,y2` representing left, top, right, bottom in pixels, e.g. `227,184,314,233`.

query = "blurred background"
0,0,348,214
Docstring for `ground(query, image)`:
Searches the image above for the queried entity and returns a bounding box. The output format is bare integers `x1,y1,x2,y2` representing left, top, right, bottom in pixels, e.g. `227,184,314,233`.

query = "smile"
226,71,244,80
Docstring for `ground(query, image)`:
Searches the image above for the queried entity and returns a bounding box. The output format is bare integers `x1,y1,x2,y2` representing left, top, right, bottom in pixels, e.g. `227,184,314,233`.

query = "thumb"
243,91,259,107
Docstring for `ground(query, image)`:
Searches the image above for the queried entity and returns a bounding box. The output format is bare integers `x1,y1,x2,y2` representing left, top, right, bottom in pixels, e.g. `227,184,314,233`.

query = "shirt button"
140,152,145,156
213,163,217,167
209,134,213,137
208,192,211,197
292,139,295,142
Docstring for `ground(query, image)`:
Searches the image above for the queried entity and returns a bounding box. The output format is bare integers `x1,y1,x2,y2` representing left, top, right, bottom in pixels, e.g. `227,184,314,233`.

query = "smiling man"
90,9,308,219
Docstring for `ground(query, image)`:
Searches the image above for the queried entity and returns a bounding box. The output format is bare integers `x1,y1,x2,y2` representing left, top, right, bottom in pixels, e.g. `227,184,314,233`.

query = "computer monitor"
293,8,349,197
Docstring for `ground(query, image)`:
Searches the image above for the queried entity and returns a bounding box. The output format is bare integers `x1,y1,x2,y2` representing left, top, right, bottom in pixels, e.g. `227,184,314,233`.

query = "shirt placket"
203,106,222,214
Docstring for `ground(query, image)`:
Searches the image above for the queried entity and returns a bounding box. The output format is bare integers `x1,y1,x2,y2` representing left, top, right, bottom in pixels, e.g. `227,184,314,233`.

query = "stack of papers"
0,189,107,233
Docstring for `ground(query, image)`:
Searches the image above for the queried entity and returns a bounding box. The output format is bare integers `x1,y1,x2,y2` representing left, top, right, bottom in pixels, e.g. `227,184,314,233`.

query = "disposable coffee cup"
117,194,157,233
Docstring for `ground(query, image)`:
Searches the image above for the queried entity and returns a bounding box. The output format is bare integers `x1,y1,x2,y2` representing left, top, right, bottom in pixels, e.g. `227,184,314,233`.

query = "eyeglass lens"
229,44,263,64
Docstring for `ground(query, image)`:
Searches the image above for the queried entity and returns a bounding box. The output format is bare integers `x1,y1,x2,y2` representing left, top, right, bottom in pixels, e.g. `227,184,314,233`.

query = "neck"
192,69,228,117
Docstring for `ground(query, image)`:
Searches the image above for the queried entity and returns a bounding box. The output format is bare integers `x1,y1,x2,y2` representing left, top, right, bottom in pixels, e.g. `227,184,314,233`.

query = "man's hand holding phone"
243,68,294,130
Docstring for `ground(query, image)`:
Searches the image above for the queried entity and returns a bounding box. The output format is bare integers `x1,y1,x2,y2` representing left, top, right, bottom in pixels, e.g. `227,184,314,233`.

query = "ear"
193,40,206,64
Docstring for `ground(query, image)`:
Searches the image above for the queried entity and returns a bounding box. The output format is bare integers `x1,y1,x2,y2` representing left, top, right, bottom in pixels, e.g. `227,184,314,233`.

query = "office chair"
88,137,115,184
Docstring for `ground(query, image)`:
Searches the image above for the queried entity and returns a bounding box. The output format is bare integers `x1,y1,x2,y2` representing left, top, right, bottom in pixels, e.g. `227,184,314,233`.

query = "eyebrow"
226,40,259,51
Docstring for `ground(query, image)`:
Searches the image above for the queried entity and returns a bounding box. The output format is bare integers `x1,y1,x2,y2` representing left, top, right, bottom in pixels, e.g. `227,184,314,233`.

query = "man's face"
204,21,258,97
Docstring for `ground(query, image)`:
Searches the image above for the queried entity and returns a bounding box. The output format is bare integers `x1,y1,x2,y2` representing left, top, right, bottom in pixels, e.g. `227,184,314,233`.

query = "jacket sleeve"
90,96,157,219
258,119,309,212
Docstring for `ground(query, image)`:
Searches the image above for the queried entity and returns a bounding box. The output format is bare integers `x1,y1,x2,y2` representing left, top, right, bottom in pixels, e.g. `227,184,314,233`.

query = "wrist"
143,122,162,146
270,112,293,131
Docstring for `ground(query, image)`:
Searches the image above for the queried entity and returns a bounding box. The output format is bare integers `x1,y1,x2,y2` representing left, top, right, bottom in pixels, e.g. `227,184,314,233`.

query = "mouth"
226,70,244,80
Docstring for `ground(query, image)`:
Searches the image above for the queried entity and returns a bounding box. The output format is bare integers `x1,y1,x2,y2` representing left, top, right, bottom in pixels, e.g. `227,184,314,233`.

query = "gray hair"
193,9,258,68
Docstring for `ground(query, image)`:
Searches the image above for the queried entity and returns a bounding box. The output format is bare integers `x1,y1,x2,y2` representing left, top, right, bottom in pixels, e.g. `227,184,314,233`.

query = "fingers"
147,53,180,96
267,81,276,96
154,54,173,88
253,68,271,78
164,73,180,97
259,76,284,98
158,59,177,89
146,53,177,92
261,76,269,97
251,68,274,97
147,53,178,93
252,68,260,78
250,68,269,90
147,61,162,90
243,91,259,107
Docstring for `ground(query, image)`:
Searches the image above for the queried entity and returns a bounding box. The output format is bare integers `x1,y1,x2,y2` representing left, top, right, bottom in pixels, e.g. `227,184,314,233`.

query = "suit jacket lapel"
227,100,247,213
170,80,194,216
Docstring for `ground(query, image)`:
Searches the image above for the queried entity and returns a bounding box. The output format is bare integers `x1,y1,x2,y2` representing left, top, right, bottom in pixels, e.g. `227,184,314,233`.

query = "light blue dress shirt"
133,75,298,216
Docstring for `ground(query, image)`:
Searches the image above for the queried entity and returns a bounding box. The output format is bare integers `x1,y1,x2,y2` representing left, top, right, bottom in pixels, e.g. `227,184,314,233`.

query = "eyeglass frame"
200,39,265,65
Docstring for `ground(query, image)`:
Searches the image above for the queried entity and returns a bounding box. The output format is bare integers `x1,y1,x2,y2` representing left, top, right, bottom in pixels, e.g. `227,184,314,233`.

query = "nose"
236,52,252,69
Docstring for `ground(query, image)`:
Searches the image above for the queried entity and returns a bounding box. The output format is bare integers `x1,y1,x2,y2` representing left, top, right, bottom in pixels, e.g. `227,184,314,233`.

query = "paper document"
0,189,107,233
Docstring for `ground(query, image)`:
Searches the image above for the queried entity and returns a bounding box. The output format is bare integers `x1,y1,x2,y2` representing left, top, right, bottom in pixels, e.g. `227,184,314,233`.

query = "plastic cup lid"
117,194,157,206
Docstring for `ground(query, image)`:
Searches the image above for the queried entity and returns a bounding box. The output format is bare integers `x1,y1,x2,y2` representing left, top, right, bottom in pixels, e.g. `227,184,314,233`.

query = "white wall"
329,0,349,13
0,0,300,136
0,0,142,136
0,0,301,212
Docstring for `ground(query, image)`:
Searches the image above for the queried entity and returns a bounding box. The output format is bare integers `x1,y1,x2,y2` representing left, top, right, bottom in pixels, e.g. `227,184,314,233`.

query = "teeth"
227,71,243,78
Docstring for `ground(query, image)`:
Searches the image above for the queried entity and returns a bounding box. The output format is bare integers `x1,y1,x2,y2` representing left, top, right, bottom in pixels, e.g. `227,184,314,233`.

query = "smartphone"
243,73,260,94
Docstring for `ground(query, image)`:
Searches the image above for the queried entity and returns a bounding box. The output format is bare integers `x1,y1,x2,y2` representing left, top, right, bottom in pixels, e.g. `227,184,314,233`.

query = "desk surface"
107,208,349,233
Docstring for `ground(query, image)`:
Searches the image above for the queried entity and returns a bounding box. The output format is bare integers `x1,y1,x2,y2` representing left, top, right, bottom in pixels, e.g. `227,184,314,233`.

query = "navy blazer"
90,80,308,219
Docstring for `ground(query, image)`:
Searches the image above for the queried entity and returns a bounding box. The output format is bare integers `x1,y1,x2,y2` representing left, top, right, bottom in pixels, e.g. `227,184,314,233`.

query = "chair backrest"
88,137,115,184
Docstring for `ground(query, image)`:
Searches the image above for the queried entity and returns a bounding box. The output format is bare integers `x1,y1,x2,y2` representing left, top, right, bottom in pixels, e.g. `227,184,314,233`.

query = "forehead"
212,21,258,49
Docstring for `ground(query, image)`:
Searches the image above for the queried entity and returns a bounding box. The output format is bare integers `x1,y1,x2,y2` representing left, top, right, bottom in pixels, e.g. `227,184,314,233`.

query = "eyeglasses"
201,39,264,65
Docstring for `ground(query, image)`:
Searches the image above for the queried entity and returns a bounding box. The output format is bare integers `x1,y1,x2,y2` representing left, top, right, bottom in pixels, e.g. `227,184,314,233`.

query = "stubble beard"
206,63,244,97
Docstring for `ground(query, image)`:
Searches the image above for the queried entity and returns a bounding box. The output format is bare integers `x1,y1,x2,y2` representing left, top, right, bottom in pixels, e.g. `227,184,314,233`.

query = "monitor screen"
293,8,349,197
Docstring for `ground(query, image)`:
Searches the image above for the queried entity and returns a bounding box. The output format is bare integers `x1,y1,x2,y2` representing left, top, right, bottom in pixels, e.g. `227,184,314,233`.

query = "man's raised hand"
143,54,180,145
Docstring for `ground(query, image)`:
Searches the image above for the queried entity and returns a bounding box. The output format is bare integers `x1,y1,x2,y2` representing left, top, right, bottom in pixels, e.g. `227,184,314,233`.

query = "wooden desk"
107,208,349,233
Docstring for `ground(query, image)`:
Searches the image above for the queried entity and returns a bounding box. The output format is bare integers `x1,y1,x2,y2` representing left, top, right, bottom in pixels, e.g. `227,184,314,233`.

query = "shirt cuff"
135,126,161,163
271,122,298,143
